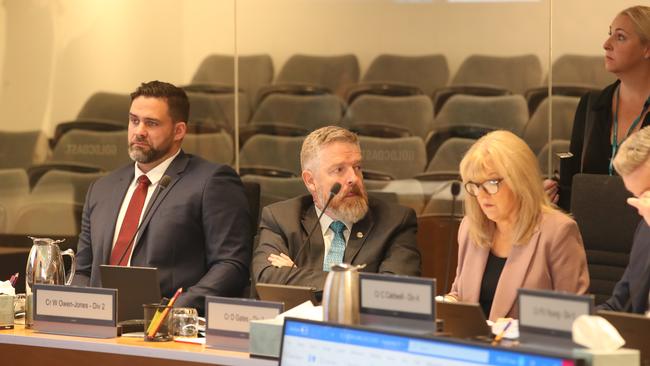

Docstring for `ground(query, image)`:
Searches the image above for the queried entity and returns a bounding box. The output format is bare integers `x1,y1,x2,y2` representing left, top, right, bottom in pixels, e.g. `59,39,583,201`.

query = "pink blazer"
448,210,590,321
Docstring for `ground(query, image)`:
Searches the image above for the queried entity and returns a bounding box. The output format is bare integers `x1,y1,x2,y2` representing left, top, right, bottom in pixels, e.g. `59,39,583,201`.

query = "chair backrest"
242,180,261,229
434,94,529,133
76,92,131,124
276,54,360,98
343,94,433,139
239,135,305,176
250,93,343,131
427,138,475,172
0,130,50,169
12,201,82,236
0,169,30,233
191,54,274,103
363,54,449,96
552,54,615,89
359,136,427,179
32,170,105,205
451,54,542,94
523,95,580,154
182,132,234,165
536,139,570,177
570,173,639,305
416,214,461,294
242,176,308,211
186,92,231,130
52,130,130,171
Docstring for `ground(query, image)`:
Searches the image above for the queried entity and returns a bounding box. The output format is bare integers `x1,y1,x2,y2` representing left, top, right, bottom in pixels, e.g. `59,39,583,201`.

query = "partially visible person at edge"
546,5,650,210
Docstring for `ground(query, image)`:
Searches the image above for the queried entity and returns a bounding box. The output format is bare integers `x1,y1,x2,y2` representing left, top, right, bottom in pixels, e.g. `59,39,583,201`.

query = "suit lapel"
490,228,541,319
464,246,489,303
300,204,326,265
132,152,190,253
344,210,374,263
101,168,134,264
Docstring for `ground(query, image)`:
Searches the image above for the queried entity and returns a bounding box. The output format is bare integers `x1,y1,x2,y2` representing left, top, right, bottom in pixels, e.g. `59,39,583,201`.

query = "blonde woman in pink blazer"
446,131,590,321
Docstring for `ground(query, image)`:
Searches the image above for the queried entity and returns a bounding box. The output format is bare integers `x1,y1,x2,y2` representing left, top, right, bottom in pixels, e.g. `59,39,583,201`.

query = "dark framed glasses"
464,178,504,197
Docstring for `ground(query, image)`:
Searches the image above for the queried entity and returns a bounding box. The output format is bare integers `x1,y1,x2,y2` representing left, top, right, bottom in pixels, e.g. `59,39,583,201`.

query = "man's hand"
543,179,559,204
268,253,295,268
628,191,650,226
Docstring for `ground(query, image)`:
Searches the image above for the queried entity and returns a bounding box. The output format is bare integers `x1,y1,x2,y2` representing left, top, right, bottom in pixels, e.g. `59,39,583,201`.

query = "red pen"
9,273,18,287
146,287,182,338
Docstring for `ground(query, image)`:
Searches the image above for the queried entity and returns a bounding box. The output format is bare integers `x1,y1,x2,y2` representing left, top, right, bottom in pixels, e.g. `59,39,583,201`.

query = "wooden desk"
0,326,277,366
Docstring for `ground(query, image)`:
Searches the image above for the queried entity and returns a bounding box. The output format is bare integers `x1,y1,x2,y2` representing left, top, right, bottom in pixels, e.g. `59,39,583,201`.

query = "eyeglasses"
464,178,504,197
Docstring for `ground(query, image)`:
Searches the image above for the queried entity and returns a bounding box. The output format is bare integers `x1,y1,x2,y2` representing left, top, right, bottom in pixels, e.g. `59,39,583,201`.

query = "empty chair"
343,94,433,139
570,174,639,305
239,135,304,177
32,170,105,206
0,169,30,233
260,54,360,101
426,138,475,173
450,54,543,94
552,54,615,89
0,130,49,169
347,54,449,103
186,92,234,132
523,95,580,154
12,201,81,236
190,54,274,106
182,132,234,165
536,139,570,177
53,92,131,145
250,93,343,132
427,94,528,160
524,85,596,116
359,136,427,180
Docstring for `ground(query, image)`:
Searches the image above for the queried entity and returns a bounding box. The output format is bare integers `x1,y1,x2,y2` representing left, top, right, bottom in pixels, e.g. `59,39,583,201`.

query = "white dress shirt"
111,149,180,265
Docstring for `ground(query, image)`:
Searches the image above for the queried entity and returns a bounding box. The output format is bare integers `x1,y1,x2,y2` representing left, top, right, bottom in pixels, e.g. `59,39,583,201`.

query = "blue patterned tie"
323,220,346,271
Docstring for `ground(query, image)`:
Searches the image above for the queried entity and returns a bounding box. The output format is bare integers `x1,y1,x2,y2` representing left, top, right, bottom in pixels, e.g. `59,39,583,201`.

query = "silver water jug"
322,263,365,325
25,237,76,327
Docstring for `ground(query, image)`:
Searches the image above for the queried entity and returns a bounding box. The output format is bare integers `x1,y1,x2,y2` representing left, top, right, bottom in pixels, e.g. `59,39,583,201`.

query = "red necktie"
110,175,151,266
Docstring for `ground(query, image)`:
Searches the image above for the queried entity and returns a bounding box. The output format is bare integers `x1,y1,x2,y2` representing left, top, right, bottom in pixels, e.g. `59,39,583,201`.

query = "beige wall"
0,0,641,134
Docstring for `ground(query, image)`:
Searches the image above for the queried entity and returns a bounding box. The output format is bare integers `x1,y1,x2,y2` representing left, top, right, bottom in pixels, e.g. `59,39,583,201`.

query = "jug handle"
61,249,76,285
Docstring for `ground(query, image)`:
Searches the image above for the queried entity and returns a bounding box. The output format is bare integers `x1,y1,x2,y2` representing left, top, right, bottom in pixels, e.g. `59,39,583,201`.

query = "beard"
128,136,170,164
318,183,369,224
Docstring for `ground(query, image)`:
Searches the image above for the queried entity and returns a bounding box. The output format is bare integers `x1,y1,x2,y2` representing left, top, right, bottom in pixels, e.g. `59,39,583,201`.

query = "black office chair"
570,174,640,305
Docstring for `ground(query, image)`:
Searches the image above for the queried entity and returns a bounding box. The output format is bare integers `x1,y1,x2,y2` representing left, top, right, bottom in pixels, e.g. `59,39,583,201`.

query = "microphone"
442,181,461,299
282,182,342,285
115,175,172,266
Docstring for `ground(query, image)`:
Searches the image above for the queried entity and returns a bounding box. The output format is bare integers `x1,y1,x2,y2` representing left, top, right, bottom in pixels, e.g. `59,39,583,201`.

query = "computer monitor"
279,317,585,366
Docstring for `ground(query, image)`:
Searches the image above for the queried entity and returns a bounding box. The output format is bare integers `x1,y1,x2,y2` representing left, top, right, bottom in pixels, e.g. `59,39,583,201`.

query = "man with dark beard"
252,126,421,290
73,81,251,314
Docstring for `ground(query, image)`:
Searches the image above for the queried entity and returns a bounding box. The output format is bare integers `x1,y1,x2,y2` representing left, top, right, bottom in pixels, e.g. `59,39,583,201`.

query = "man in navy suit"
73,81,251,313
599,126,650,314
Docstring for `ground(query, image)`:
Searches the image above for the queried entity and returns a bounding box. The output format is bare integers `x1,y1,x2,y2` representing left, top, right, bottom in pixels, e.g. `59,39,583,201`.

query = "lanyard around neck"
609,86,650,175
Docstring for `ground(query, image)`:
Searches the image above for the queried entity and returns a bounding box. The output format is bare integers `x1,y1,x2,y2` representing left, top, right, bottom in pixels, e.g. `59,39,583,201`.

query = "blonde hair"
613,125,650,176
620,5,650,43
300,126,359,170
459,130,555,247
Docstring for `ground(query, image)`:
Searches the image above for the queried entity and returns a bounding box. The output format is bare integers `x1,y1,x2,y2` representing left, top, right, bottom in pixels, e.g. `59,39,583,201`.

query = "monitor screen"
280,318,581,366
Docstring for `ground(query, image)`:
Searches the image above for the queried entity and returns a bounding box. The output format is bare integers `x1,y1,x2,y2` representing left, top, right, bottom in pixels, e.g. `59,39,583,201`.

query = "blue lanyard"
610,86,650,175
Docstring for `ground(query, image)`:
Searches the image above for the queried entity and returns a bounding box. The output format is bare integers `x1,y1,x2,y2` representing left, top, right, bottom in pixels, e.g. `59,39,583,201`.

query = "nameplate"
205,296,283,351
359,273,436,333
33,284,117,338
518,289,594,341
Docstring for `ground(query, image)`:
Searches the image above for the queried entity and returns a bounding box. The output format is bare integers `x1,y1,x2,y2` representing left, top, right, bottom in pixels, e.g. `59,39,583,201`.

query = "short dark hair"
130,80,189,123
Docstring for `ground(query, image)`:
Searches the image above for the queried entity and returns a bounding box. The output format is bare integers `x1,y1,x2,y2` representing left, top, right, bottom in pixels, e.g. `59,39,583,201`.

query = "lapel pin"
356,232,363,239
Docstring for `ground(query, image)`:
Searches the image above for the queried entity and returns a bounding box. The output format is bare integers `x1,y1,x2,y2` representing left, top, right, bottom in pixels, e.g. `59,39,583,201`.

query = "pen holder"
143,303,173,342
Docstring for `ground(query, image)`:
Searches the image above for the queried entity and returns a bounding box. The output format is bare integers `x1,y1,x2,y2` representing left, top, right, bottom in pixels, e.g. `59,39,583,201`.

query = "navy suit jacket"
73,151,252,313
599,220,650,314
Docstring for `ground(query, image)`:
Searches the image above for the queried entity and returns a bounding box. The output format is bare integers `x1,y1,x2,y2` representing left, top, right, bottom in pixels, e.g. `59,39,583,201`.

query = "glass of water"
172,307,199,338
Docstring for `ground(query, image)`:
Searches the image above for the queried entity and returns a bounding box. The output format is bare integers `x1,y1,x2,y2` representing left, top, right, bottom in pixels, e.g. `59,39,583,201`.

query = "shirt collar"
133,149,181,186
314,205,352,234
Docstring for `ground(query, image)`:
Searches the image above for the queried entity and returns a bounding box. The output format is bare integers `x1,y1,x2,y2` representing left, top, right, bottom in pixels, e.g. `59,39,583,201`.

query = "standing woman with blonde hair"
553,5,650,209
447,131,589,321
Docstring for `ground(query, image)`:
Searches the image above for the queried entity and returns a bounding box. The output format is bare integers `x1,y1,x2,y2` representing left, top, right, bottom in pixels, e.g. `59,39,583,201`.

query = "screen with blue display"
280,318,579,366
